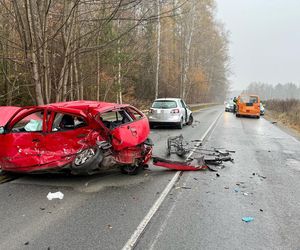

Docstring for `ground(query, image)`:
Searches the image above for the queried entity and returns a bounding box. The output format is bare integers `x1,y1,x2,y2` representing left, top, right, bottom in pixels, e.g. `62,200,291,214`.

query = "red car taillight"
170,109,180,114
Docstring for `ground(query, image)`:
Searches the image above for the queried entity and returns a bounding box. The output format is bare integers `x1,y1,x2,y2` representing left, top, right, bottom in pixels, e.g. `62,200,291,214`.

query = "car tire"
177,117,184,129
72,147,103,174
187,114,194,125
120,164,141,175
236,114,240,118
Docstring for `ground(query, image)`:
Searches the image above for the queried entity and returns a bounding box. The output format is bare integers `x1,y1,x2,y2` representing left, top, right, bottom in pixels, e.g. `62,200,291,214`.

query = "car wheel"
121,164,141,175
187,114,193,125
236,114,240,118
72,147,103,173
177,117,184,129
257,116,260,119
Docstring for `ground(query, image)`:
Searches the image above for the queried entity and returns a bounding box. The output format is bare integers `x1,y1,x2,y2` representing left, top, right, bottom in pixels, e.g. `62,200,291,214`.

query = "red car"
0,101,153,175
0,106,21,126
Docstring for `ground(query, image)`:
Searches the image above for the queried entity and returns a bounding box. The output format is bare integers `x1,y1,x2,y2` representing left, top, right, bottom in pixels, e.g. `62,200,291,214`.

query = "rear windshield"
152,100,177,109
240,95,258,104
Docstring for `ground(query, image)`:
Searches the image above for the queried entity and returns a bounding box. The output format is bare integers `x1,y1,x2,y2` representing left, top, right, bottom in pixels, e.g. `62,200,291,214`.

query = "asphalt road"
1,106,300,250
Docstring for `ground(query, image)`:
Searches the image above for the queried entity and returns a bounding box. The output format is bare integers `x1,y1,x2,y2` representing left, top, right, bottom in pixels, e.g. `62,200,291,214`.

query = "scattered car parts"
153,135,234,171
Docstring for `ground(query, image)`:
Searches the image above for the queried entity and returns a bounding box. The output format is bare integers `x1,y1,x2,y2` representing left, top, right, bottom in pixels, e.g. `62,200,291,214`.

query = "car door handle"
32,138,40,143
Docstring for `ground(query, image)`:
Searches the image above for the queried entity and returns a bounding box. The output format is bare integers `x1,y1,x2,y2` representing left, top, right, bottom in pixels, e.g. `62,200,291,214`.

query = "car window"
100,110,133,129
11,111,44,132
152,100,177,109
126,107,143,120
240,96,250,103
52,113,87,131
240,95,258,103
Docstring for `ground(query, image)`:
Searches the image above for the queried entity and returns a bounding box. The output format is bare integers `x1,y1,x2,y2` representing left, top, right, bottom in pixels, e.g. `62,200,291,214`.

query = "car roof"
42,101,130,112
240,94,259,97
154,98,181,101
0,106,20,126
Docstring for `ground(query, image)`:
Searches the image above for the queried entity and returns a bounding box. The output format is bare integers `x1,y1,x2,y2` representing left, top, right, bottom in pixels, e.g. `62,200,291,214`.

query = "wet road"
137,111,300,250
0,106,221,250
1,107,300,250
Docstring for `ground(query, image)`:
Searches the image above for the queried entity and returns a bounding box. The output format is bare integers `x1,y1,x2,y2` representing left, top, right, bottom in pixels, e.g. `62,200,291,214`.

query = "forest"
0,0,230,107
245,82,300,101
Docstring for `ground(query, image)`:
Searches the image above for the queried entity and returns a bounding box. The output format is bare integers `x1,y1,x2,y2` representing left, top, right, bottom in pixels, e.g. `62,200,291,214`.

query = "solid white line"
121,171,181,250
121,111,223,250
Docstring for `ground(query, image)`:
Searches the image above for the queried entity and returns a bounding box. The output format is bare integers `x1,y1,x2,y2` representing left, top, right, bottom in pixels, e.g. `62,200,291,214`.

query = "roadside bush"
265,99,300,127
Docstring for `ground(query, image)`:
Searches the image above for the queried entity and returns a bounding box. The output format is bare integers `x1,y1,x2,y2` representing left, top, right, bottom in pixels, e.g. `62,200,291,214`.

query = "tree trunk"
181,2,195,100
154,0,161,99
25,0,44,105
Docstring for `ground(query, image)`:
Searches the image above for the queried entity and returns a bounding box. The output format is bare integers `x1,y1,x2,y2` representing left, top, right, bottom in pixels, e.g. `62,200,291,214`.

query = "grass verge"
264,99,300,136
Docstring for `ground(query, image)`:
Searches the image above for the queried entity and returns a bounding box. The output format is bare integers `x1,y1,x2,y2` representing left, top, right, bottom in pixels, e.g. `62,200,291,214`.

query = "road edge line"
121,111,223,250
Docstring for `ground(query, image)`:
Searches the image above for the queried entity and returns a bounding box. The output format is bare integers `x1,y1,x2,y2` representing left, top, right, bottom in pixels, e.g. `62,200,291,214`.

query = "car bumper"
225,107,234,112
148,115,181,124
149,121,181,127
237,111,260,117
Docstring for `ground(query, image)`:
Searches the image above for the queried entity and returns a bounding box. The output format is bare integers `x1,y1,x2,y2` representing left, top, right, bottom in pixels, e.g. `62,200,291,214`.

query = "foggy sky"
215,0,300,91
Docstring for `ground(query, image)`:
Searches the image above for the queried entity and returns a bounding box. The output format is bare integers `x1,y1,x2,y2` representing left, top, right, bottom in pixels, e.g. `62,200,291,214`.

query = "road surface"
0,106,299,250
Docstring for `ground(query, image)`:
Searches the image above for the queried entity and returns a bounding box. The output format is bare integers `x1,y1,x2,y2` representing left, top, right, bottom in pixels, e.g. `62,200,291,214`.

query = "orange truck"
236,94,260,118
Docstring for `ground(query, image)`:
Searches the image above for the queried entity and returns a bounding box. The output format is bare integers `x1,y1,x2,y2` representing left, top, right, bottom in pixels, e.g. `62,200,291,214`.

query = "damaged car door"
0,108,47,172
100,107,150,151
38,108,95,170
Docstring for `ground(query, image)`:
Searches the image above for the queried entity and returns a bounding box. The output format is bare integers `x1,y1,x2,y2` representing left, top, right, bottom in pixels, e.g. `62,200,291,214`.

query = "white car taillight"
170,109,180,113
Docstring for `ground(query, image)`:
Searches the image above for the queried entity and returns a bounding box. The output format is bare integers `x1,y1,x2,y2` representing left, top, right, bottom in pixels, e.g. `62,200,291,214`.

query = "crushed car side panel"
110,117,150,151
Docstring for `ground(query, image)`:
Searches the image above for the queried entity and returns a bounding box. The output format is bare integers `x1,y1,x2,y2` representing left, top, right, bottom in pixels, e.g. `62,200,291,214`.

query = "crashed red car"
0,101,153,175
0,106,20,126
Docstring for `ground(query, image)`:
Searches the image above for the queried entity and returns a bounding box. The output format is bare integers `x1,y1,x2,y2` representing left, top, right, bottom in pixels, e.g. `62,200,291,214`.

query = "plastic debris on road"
47,191,64,200
242,217,254,223
152,135,235,171
152,156,209,171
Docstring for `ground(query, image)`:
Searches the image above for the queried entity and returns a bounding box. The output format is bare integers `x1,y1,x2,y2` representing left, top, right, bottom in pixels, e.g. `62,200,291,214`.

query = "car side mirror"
0,126,5,134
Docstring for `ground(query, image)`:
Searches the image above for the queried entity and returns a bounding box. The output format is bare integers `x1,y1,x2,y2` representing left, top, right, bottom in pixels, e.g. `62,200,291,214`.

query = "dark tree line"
0,0,230,106
245,82,300,101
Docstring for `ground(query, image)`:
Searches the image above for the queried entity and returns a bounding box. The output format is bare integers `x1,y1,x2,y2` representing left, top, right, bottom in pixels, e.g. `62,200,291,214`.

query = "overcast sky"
215,0,300,91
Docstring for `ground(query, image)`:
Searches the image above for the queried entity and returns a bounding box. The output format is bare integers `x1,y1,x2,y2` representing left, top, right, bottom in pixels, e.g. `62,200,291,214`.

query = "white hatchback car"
148,98,193,129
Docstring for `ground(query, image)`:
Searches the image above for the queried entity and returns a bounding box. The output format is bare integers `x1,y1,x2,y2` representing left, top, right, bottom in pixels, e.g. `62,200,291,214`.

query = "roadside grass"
265,99,300,134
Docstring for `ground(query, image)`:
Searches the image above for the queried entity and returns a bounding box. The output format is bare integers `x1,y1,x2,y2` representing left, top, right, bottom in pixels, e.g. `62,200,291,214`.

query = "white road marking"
122,111,223,250
122,171,180,250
